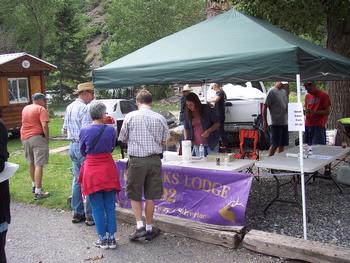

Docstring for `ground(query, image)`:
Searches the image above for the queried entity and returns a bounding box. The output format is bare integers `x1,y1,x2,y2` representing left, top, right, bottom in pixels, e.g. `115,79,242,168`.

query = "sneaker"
108,238,117,249
32,186,35,194
129,227,146,241
85,216,95,226
145,227,160,241
34,192,50,200
72,214,85,224
93,239,109,249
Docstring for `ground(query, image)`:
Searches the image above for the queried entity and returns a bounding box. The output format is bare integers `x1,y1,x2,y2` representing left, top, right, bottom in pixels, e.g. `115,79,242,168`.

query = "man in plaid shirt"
119,89,169,242
63,82,94,226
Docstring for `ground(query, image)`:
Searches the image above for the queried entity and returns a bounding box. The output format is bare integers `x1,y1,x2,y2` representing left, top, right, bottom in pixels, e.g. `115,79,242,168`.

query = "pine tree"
48,0,90,101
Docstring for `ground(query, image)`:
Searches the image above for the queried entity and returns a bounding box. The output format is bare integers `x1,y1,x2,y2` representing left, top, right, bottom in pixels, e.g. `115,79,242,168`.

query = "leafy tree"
231,0,350,143
100,0,206,99
0,0,57,58
102,0,206,63
47,0,91,101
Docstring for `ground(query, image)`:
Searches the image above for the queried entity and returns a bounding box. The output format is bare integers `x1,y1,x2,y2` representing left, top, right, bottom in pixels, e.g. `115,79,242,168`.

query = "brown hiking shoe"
34,192,50,200
72,214,85,224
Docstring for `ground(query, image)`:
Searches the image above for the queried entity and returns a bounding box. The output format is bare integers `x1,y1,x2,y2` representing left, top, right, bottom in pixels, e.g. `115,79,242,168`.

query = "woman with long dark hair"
183,92,220,156
0,108,10,262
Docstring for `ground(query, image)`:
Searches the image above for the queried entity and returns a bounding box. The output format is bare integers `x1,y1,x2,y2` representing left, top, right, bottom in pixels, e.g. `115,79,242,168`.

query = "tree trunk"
205,0,231,19
325,13,350,145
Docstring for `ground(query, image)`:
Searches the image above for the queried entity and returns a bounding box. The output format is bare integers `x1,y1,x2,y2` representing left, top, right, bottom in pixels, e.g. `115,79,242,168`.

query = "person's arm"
40,108,50,142
201,106,220,138
118,117,129,143
207,94,221,104
306,107,330,115
201,122,220,138
183,128,189,140
0,123,9,172
79,130,87,156
262,103,268,131
41,121,49,142
160,118,169,145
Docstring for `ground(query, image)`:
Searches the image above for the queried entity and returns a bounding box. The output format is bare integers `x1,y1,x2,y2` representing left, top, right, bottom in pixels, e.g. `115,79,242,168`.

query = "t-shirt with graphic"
305,90,331,127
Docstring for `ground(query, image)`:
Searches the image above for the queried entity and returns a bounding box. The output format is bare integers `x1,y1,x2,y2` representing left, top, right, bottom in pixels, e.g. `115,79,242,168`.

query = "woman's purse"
0,162,19,183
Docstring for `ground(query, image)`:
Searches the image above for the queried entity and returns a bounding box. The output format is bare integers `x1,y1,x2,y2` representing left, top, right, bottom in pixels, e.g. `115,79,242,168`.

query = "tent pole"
296,74,307,240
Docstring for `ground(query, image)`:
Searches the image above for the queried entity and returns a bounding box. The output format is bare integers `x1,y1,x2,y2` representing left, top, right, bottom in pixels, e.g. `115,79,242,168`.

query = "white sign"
288,103,305,131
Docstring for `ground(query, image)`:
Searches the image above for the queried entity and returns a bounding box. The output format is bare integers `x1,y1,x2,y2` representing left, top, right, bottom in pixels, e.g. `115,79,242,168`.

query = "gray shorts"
126,155,162,201
22,135,49,166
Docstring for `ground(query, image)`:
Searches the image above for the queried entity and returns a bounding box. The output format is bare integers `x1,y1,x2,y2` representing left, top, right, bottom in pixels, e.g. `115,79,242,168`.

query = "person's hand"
201,130,210,138
305,109,312,115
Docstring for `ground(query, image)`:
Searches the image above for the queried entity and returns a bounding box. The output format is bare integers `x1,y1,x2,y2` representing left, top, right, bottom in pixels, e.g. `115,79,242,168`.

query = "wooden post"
117,207,244,248
243,230,350,263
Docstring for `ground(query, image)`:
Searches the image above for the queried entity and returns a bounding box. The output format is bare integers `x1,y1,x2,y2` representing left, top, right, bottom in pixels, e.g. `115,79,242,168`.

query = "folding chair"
234,129,259,160
233,129,259,176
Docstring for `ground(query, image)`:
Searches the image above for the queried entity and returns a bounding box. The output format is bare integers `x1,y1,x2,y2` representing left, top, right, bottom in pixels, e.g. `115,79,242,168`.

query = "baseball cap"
32,92,46,100
281,81,289,85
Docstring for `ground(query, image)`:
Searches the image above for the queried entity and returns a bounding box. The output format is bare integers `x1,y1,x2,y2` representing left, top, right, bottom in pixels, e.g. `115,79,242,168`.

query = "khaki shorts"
22,135,49,166
126,155,162,201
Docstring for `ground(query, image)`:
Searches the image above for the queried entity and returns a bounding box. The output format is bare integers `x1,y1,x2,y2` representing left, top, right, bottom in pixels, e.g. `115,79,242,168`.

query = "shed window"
8,78,29,104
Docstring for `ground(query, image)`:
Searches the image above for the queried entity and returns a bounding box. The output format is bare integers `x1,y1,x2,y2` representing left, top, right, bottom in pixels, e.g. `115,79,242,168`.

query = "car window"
120,101,137,114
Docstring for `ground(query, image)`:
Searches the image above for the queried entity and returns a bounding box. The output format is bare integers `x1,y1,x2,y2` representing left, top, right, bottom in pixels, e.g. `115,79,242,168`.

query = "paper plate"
0,162,19,183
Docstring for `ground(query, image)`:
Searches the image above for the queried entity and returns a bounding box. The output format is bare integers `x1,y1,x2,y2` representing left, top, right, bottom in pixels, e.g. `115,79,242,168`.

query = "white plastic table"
255,145,350,173
163,151,256,172
254,145,350,215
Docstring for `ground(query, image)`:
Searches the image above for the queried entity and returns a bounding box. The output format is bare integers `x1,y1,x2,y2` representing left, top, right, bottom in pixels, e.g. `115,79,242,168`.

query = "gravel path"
6,202,283,263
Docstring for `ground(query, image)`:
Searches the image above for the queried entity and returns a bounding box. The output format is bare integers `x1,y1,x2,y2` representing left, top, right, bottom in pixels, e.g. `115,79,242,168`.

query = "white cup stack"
182,140,192,164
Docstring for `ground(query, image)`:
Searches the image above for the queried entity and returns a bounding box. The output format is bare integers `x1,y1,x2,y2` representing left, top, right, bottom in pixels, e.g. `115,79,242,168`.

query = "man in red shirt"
21,93,50,200
304,81,331,145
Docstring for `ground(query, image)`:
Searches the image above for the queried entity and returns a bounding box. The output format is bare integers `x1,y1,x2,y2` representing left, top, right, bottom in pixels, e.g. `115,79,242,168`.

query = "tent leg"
296,74,308,240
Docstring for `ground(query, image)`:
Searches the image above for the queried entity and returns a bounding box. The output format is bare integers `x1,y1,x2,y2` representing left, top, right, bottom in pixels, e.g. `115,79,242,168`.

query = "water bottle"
199,144,205,159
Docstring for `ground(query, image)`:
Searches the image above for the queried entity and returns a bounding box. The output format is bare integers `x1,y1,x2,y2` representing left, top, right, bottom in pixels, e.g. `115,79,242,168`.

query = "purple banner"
116,160,253,226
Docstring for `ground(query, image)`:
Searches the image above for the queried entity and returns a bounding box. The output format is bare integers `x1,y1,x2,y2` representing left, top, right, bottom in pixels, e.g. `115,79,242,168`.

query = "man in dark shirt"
179,84,192,124
207,83,229,147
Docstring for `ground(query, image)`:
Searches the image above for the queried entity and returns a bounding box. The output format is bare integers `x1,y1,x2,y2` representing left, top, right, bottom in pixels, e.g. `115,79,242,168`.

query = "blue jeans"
305,126,326,145
89,190,117,239
69,142,92,217
192,144,219,156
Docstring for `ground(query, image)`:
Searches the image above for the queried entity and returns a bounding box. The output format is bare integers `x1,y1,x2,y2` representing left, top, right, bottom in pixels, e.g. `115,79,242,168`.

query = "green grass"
8,117,122,210
152,102,179,112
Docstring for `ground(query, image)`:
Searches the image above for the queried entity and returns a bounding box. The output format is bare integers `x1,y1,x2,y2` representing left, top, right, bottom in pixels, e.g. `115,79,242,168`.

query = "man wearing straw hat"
63,82,95,226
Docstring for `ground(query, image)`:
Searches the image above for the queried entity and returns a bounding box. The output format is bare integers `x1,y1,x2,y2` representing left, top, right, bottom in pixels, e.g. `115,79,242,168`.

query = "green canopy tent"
93,8,350,241
93,9,350,89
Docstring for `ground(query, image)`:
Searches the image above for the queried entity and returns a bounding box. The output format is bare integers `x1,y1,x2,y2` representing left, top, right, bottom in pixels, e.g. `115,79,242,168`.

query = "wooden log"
243,229,350,263
116,207,244,248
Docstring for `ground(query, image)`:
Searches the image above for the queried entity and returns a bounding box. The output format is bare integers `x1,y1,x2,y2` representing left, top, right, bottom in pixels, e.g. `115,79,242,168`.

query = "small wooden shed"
0,52,57,133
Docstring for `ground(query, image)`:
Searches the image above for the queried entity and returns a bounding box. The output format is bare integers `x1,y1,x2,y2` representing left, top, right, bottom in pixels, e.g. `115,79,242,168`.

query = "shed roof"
0,52,57,69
